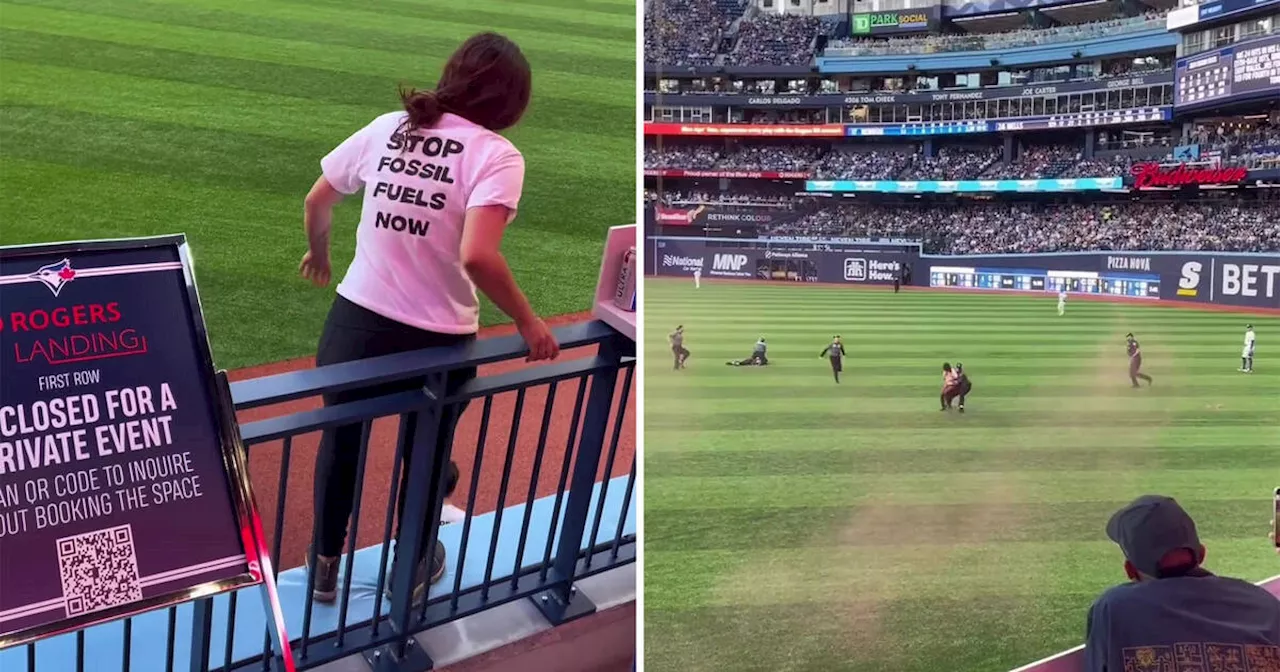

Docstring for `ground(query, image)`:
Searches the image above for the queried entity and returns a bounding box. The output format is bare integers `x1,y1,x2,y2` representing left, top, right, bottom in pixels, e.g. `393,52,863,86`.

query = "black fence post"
532,333,631,624
188,597,215,672
366,374,447,672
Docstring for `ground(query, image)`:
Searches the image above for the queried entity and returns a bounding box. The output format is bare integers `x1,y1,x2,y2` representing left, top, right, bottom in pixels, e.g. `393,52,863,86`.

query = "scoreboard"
930,266,1161,299
1175,34,1280,107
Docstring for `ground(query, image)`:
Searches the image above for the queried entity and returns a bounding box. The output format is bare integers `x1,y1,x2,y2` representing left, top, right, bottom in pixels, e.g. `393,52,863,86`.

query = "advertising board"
0,236,290,661
643,73,1171,107
851,7,941,34
651,238,916,284
649,237,1280,310
1174,34,1280,108
645,169,811,180
926,252,1280,309
643,109,1170,139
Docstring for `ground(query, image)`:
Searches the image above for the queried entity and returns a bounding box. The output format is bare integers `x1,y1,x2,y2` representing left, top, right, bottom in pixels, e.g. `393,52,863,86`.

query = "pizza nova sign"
1130,163,1249,189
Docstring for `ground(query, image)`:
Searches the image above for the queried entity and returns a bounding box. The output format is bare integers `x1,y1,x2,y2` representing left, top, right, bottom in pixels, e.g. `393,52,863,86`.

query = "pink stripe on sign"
1010,575,1280,672
0,261,183,286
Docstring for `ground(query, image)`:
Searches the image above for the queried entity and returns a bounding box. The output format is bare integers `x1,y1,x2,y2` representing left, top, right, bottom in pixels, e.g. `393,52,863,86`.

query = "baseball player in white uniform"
1240,324,1255,373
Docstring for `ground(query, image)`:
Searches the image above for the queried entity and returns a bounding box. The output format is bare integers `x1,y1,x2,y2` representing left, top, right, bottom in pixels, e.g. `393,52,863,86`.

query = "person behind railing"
440,460,466,526
297,32,561,605
1083,495,1280,671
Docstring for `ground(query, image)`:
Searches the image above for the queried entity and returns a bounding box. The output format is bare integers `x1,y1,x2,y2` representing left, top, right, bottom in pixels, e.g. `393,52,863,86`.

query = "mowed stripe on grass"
0,0,634,368
643,279,1280,672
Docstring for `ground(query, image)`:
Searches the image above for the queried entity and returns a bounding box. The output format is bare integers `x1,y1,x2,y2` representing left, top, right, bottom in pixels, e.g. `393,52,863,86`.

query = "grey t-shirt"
753,340,766,355
670,331,683,348
1084,570,1280,672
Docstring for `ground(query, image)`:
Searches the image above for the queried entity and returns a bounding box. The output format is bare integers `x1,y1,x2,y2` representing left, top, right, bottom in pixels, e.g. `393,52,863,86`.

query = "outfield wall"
647,237,1280,310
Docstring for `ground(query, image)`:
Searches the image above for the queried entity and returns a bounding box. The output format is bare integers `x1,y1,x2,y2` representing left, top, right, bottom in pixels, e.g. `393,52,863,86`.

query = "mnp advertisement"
651,238,915,285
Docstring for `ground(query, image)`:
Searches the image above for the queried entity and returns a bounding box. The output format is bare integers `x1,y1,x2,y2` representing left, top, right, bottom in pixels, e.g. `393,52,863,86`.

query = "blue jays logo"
29,258,78,297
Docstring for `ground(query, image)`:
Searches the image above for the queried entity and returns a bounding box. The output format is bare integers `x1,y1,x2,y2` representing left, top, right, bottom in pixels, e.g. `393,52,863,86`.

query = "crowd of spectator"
1057,154,1135,178
827,13,1167,56
757,202,1280,253
897,148,1001,180
643,0,733,66
646,143,1142,180
818,149,917,180
646,189,798,207
646,143,823,172
1187,119,1280,155
645,144,722,170
726,14,828,66
718,143,824,171
982,145,1080,179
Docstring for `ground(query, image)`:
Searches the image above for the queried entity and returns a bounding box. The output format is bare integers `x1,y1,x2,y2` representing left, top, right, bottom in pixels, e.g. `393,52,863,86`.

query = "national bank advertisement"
649,238,1280,310
651,238,916,285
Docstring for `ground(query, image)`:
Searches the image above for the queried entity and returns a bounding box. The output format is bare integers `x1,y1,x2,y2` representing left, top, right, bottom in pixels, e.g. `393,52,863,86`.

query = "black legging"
313,295,476,559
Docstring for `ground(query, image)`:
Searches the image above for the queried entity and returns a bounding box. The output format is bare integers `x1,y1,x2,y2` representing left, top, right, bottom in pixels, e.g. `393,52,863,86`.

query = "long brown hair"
398,32,531,134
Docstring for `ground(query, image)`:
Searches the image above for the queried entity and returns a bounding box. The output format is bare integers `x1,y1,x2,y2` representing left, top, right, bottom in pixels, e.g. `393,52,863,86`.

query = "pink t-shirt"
321,111,524,334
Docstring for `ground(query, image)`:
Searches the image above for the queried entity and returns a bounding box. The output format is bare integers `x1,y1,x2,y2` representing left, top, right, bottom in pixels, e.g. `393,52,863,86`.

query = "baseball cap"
1105,495,1201,577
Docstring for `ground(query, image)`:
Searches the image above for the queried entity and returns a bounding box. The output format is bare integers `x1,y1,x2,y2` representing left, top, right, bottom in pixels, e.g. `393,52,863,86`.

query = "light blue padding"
3,477,635,672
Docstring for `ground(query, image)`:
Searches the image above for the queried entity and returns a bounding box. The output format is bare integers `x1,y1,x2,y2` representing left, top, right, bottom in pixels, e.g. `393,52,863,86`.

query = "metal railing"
11,320,636,672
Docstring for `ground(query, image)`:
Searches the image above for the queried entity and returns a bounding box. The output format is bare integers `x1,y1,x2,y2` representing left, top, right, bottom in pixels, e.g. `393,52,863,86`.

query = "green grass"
644,278,1280,672
0,0,634,368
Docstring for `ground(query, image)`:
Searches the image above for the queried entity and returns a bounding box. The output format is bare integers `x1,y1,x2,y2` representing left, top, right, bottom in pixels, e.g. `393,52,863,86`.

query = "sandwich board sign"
0,235,292,669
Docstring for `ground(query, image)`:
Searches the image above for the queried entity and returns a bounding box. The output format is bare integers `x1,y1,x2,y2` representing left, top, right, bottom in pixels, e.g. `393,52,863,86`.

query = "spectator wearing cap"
1084,495,1280,671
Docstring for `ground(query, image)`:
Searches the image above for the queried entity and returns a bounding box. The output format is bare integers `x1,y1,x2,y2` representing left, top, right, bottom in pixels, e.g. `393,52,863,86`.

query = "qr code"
57,525,144,617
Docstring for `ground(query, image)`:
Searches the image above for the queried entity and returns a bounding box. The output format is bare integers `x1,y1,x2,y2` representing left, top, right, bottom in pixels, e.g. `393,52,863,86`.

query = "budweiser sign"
654,206,705,225
1130,163,1248,188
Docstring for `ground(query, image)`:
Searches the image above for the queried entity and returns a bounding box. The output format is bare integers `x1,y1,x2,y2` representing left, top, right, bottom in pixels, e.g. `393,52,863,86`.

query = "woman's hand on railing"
517,316,560,362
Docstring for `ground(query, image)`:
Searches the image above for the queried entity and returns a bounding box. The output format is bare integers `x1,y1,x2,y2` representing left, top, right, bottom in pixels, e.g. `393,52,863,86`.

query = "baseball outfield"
644,278,1279,672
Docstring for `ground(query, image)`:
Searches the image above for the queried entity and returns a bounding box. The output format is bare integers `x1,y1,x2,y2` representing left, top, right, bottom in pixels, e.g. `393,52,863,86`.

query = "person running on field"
820,335,846,384
670,325,689,369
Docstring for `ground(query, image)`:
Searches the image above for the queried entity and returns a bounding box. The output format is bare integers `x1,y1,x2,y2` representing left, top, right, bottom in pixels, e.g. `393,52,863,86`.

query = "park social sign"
0,236,291,662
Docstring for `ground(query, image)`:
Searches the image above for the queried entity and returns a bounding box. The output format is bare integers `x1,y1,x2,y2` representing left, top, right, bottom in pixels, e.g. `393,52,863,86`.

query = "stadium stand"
643,0,738,67
726,14,832,66
765,201,1280,254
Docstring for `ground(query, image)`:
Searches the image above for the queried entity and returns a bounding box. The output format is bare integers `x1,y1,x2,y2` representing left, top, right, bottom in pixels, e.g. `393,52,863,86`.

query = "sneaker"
385,543,447,605
306,550,340,603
